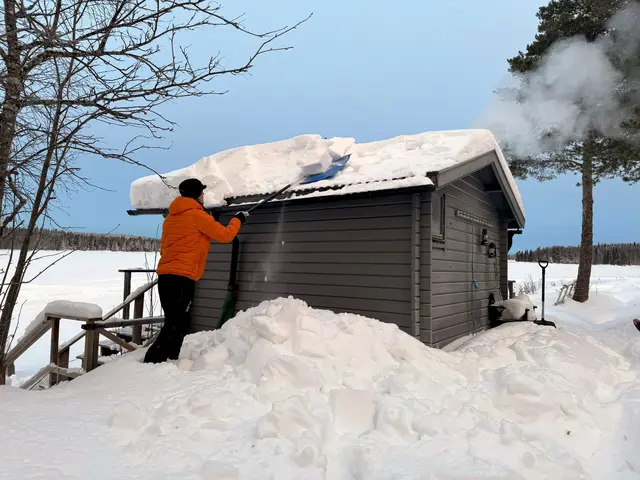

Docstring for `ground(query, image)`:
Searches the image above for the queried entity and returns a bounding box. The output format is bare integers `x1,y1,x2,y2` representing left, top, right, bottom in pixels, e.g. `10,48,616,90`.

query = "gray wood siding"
190,193,415,335
419,194,432,345
500,222,509,299
427,174,503,348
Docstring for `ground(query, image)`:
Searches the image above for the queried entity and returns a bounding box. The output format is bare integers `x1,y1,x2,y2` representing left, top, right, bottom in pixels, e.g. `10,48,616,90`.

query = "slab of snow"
495,294,538,321
41,300,103,320
2,286,640,479
129,129,524,218
10,300,104,352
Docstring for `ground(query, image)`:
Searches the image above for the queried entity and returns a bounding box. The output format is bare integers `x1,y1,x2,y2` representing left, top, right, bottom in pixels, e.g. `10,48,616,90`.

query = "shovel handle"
245,182,294,214
538,259,549,269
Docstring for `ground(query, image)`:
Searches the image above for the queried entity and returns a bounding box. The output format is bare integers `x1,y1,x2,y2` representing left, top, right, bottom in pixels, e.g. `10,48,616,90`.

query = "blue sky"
59,0,640,252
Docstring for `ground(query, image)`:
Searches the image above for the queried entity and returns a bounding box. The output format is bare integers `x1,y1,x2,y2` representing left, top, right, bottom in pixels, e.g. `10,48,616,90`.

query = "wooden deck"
1,269,164,389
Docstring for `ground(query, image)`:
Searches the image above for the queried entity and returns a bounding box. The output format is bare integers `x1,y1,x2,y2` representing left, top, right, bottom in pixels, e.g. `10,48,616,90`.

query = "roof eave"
430,151,525,230
126,183,437,217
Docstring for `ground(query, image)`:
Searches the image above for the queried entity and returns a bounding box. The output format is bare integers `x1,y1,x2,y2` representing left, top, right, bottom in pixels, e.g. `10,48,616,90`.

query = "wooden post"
132,294,144,344
58,349,69,369
83,319,100,372
122,271,132,321
49,317,60,386
0,361,14,385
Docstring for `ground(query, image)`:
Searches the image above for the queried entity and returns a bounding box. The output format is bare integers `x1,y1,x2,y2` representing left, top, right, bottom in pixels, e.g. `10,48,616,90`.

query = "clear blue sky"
60,0,640,252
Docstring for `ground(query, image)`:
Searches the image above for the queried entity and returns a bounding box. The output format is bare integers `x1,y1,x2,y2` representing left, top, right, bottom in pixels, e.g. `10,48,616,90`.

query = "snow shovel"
215,154,352,329
217,236,240,329
533,259,556,328
244,154,351,215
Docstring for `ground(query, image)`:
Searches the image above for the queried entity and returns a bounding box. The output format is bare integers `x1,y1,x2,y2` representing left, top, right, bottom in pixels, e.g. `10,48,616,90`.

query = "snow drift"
129,129,524,216
2,296,639,479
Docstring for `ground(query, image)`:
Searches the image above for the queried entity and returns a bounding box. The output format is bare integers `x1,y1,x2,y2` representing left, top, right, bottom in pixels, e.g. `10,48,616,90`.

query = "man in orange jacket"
143,178,248,364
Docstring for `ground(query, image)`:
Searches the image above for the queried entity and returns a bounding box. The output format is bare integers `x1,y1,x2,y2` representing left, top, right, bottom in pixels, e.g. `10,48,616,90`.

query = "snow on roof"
130,129,524,217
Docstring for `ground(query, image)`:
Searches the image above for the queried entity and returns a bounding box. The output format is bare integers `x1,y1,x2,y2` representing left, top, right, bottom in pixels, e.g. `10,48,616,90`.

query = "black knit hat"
178,178,206,199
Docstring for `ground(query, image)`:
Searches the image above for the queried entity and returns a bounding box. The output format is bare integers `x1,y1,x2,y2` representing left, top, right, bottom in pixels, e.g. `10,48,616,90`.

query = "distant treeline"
0,228,159,252
510,243,640,266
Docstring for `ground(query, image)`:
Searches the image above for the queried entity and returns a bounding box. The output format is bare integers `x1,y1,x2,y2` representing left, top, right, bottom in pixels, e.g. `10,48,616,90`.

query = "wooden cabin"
128,130,525,348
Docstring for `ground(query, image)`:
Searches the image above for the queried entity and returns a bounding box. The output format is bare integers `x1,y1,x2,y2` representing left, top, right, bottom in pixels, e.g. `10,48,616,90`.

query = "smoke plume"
473,3,640,158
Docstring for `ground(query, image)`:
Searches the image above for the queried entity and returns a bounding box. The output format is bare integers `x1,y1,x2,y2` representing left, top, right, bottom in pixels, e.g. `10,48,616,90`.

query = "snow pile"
130,129,524,216
2,295,638,479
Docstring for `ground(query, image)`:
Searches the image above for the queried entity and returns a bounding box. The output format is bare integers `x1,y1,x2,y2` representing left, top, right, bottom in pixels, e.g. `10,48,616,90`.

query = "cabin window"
432,193,446,242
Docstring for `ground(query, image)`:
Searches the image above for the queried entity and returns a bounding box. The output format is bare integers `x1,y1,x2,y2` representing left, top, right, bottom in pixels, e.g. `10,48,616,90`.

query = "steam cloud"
473,3,640,158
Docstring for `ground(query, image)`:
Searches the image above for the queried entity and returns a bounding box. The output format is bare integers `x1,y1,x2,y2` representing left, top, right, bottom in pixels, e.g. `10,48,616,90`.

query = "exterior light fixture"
481,228,488,246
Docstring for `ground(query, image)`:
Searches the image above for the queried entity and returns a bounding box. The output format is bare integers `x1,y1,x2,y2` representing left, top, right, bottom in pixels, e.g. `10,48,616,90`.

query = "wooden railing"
555,280,577,305
0,269,165,389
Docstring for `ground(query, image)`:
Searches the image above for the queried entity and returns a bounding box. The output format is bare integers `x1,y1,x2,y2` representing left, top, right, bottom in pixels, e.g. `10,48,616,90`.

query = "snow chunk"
374,398,419,443
329,389,375,436
251,302,296,344
129,129,524,219
191,344,228,372
497,294,538,321
256,395,321,442
242,338,279,383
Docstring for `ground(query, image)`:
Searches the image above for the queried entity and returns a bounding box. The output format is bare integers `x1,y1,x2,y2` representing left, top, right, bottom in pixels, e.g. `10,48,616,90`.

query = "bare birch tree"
0,0,309,372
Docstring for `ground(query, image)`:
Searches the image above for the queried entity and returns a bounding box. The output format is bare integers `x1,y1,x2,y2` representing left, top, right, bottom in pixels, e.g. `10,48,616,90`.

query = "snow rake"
215,155,352,329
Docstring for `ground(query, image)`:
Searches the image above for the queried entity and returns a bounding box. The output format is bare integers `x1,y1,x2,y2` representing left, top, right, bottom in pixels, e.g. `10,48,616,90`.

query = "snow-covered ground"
2,255,640,479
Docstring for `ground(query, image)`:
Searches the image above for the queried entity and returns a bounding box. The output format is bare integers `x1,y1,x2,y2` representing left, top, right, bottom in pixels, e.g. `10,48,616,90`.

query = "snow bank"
3,296,637,479
130,129,524,217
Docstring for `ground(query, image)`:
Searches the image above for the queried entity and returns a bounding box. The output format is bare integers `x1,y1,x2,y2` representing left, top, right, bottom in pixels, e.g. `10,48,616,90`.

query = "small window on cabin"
432,193,446,242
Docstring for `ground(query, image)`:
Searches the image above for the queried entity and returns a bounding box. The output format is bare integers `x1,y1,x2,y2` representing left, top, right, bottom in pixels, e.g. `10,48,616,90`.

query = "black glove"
233,211,249,225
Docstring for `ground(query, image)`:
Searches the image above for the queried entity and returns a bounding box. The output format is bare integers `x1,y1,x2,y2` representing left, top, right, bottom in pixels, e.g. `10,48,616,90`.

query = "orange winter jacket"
156,196,241,281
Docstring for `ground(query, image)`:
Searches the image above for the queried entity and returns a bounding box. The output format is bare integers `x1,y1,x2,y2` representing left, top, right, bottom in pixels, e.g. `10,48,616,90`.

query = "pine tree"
503,0,640,302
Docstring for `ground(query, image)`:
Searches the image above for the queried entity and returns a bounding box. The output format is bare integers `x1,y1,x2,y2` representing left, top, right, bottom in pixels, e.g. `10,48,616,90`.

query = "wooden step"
75,353,106,367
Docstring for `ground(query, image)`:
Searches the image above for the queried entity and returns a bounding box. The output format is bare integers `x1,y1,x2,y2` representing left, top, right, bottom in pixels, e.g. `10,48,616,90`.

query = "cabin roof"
128,129,525,227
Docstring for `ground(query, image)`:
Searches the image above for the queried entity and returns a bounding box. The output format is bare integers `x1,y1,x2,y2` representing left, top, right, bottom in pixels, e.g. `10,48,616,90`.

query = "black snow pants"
143,274,195,364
